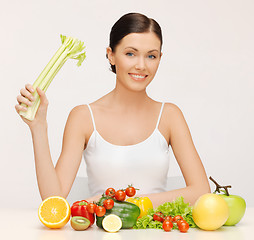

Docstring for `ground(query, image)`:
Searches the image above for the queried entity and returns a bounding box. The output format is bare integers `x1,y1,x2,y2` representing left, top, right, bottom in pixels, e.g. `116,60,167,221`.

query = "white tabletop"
0,208,252,240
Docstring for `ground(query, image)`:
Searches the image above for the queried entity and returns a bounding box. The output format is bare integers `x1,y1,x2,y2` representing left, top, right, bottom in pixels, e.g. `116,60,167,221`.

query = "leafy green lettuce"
133,197,197,229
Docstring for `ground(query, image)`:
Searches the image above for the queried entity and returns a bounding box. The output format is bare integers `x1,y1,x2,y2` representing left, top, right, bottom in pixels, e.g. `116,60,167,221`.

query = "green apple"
209,176,246,226
220,194,246,226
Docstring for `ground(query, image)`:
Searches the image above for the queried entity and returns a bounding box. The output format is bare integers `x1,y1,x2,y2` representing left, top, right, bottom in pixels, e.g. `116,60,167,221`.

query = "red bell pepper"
71,200,95,226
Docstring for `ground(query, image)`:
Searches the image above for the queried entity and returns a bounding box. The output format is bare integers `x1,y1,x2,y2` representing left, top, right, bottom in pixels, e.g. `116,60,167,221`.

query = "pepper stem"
209,176,232,196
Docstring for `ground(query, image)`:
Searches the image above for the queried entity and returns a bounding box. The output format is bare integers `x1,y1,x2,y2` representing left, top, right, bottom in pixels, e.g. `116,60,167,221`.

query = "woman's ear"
106,47,115,65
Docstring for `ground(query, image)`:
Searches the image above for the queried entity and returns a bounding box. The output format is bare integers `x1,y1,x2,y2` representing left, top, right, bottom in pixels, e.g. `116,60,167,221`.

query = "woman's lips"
129,73,148,81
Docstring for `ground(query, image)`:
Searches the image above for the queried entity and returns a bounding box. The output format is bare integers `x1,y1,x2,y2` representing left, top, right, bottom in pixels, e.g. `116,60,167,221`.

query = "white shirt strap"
87,104,96,131
156,102,165,129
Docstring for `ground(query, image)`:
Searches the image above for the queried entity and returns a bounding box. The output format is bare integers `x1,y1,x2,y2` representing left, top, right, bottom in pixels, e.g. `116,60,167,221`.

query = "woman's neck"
110,85,151,110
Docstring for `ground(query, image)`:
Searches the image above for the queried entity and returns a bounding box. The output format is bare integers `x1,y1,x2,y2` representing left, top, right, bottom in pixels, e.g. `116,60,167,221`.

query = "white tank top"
83,102,170,197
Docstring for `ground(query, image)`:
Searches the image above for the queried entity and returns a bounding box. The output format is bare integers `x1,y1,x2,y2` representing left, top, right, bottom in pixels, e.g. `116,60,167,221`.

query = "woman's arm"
54,105,89,199
16,84,88,200
32,106,87,200
143,103,210,207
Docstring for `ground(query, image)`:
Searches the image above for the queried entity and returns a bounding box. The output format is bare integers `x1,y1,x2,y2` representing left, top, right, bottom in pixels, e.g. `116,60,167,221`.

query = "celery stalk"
19,35,86,121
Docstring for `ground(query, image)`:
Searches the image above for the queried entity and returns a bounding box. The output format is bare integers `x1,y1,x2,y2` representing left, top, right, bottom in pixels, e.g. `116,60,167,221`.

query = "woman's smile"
128,73,148,81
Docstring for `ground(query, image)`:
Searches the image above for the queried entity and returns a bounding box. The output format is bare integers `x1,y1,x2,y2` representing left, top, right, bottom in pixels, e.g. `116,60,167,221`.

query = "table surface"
0,208,252,240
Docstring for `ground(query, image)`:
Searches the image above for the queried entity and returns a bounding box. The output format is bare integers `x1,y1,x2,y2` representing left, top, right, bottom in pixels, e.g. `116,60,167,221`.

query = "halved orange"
38,196,71,228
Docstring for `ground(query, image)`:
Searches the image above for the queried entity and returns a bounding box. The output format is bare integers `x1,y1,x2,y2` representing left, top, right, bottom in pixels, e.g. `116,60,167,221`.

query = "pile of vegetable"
96,196,140,230
134,196,196,232
70,185,142,232
69,185,195,233
95,186,141,230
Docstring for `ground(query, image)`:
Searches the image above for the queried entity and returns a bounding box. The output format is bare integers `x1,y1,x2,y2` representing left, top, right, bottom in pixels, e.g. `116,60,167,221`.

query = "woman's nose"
135,57,146,70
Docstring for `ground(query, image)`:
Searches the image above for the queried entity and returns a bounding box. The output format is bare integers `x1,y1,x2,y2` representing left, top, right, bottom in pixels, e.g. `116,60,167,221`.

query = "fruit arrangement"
37,178,246,234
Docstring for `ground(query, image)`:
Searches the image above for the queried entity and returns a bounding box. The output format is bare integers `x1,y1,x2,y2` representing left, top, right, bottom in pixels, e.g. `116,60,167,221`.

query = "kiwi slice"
70,216,90,231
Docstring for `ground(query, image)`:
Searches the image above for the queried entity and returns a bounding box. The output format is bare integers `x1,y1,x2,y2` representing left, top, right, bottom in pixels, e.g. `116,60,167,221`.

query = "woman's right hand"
15,83,49,129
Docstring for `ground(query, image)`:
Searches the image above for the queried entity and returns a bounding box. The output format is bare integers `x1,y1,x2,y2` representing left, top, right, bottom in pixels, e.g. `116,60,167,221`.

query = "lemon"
102,214,122,233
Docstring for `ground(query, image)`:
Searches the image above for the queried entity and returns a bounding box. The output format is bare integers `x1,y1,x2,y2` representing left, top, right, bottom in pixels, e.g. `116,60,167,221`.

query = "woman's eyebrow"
124,47,138,51
148,49,159,53
124,47,159,53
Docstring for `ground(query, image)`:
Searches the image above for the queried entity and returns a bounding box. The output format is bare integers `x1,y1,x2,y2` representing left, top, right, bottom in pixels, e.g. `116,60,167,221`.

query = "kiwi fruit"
70,216,91,231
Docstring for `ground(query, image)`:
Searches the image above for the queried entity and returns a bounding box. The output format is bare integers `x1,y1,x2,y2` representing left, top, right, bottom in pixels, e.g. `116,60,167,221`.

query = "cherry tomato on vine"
115,190,126,201
105,188,116,197
153,212,164,222
87,202,97,214
95,206,106,217
164,216,173,222
162,220,174,232
177,220,189,233
125,186,136,197
103,199,114,210
173,215,183,222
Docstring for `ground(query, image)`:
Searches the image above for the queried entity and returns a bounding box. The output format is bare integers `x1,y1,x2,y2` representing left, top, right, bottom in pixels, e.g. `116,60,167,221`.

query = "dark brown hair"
107,13,163,73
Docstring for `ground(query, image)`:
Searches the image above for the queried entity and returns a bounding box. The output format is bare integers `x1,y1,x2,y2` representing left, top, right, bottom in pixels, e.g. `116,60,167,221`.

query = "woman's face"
107,32,162,92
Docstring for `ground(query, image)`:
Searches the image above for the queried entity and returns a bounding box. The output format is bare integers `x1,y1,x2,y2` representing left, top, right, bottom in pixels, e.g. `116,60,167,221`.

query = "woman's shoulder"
67,104,93,129
65,104,94,138
69,104,90,118
163,102,184,116
162,102,186,125
162,102,189,134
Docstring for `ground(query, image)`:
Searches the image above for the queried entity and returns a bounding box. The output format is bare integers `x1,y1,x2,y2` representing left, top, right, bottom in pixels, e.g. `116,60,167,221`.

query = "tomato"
153,212,164,222
177,220,189,233
95,206,106,217
105,188,116,197
115,190,126,201
162,220,173,232
125,186,136,197
164,216,173,222
173,215,183,222
192,193,229,230
87,203,97,214
103,199,114,210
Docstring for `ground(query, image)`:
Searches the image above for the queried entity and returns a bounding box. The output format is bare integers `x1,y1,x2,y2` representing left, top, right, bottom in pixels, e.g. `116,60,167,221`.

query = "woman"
15,13,210,207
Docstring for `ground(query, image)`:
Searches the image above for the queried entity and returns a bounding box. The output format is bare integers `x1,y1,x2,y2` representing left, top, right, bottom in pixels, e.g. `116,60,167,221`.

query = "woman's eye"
148,55,156,59
126,52,134,57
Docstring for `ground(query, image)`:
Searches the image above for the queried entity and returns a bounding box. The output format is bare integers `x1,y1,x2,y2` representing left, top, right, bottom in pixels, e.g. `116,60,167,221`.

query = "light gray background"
1,0,253,208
